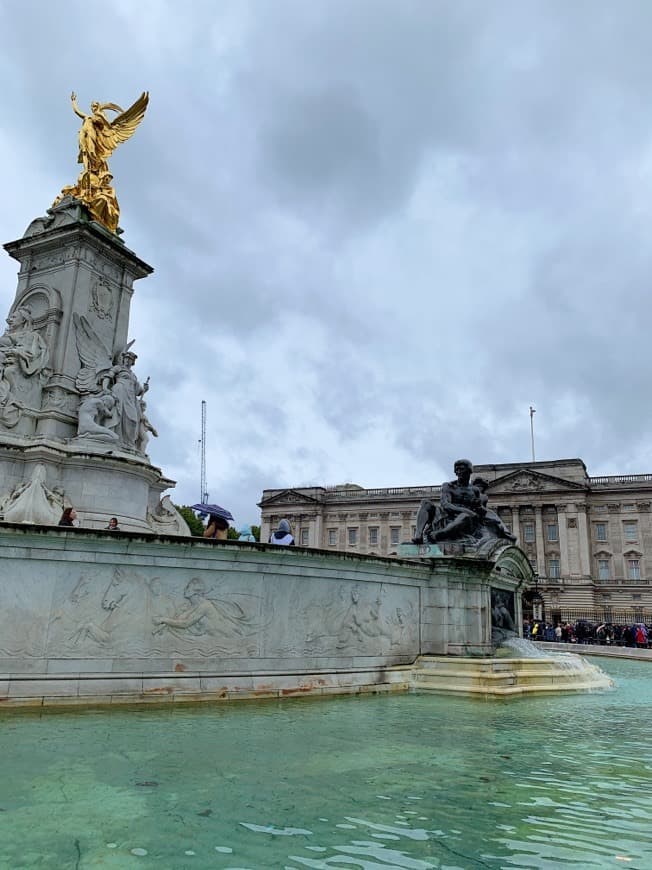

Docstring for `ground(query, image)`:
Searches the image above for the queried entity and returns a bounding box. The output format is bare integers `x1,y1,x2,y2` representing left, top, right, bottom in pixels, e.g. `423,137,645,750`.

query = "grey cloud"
5,0,652,526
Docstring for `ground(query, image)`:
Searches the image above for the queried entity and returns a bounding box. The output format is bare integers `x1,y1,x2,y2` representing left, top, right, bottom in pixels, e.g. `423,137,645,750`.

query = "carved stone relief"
30,249,74,271
43,386,78,415
510,475,545,491
46,569,264,658
0,463,64,525
147,496,190,536
297,582,417,656
90,278,114,320
0,304,51,428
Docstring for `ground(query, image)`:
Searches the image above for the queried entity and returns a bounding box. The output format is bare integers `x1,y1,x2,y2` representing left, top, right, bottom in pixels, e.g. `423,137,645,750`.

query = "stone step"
411,654,613,697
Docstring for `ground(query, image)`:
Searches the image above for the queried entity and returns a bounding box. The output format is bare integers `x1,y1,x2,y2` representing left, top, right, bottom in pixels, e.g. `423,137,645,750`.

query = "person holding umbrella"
191,503,234,541
204,514,228,540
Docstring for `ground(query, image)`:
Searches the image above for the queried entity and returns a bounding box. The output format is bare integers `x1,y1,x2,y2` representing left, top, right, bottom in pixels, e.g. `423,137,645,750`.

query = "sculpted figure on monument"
413,459,516,548
103,351,149,448
147,495,190,536
53,91,149,234
0,349,22,428
473,477,518,542
77,393,119,442
0,463,64,525
73,313,151,452
135,399,158,453
0,306,50,420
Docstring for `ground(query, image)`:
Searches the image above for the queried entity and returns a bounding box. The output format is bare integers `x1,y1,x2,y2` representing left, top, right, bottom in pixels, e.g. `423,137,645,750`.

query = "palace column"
577,504,591,576
313,509,323,548
534,506,546,576
557,505,570,576
511,506,520,545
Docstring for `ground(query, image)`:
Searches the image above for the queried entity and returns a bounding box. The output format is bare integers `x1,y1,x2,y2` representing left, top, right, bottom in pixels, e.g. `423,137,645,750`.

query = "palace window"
368,527,379,546
547,523,558,542
390,526,401,546
598,559,610,581
624,522,638,542
548,558,560,579
523,523,535,543
328,529,337,547
300,529,309,546
595,523,607,541
628,559,641,580
529,557,537,573
348,528,358,546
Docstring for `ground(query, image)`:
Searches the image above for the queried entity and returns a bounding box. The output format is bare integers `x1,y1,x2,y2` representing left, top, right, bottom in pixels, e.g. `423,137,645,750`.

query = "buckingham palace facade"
259,458,652,622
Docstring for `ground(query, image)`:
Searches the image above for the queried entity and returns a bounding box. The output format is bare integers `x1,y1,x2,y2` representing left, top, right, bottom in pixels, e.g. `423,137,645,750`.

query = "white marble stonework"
0,527,525,697
0,200,187,533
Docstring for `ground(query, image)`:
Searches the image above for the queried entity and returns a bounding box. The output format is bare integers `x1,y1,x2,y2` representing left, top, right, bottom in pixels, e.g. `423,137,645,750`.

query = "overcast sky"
1,0,652,526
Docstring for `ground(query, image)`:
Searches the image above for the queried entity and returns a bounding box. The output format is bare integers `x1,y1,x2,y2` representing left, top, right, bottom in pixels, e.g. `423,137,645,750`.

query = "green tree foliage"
174,504,205,536
251,525,261,542
227,526,239,540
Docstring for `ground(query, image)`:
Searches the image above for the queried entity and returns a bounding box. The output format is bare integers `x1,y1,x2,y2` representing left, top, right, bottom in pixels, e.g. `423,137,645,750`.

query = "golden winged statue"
53,91,149,233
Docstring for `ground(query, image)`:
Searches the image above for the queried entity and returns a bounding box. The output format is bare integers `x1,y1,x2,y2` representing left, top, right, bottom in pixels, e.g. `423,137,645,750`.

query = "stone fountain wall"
0,525,525,706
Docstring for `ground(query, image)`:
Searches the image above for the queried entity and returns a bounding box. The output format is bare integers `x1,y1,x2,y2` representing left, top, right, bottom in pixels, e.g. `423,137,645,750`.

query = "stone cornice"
5,220,153,279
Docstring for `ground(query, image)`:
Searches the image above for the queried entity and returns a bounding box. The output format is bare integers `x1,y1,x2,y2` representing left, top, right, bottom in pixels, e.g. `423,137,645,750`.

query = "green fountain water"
1,657,649,869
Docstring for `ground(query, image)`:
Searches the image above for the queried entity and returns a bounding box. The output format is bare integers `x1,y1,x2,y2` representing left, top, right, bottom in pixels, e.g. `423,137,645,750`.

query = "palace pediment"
485,469,587,495
259,489,321,508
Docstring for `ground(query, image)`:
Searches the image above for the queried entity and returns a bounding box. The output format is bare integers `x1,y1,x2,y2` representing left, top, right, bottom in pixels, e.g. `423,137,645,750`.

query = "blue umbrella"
191,503,234,522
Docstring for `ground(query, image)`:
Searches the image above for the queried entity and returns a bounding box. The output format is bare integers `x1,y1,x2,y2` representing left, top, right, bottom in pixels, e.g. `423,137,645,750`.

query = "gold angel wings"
53,92,149,233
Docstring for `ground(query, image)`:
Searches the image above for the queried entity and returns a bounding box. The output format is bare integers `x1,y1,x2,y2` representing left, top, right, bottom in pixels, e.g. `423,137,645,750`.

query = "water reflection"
0,658,650,868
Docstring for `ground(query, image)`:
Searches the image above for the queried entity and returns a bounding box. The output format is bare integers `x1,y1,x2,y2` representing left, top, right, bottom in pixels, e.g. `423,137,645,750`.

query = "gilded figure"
53,91,149,233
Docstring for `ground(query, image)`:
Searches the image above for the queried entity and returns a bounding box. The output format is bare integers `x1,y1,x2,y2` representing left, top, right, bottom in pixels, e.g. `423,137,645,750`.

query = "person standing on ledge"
59,507,77,527
203,514,228,540
269,518,295,546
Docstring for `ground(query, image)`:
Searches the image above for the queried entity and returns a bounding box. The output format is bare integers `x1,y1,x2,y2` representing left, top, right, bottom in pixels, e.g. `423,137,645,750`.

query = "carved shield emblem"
90,279,114,320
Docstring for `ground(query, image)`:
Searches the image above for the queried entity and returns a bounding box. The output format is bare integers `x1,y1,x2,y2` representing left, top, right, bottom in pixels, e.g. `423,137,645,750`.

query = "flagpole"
529,406,536,463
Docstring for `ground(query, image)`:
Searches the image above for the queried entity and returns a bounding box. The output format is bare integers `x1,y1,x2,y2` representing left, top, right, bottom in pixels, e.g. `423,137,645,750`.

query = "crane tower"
200,400,208,503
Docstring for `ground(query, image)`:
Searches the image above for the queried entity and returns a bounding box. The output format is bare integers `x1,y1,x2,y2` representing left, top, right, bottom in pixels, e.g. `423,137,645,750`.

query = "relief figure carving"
302,584,397,654
64,568,154,651
0,305,50,425
152,577,260,654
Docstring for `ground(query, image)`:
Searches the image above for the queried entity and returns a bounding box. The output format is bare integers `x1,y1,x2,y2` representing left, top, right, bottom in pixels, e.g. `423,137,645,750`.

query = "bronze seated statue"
413,459,516,548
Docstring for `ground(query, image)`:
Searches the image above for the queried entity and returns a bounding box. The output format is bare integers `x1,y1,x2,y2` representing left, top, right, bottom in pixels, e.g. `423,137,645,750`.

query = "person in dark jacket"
59,507,77,526
269,518,294,546
203,514,228,540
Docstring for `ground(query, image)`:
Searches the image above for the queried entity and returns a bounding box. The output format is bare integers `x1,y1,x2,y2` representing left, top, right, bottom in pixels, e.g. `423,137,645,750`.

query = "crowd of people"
524,618,651,648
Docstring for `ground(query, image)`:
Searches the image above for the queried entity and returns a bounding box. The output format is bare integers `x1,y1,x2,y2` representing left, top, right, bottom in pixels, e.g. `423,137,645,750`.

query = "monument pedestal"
400,542,531,654
0,201,188,533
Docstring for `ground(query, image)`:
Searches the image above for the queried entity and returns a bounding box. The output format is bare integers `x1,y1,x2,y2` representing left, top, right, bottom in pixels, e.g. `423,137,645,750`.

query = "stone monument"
0,91,188,534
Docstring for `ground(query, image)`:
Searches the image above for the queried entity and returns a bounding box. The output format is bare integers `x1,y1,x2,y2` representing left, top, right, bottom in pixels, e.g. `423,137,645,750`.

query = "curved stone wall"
0,525,522,705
